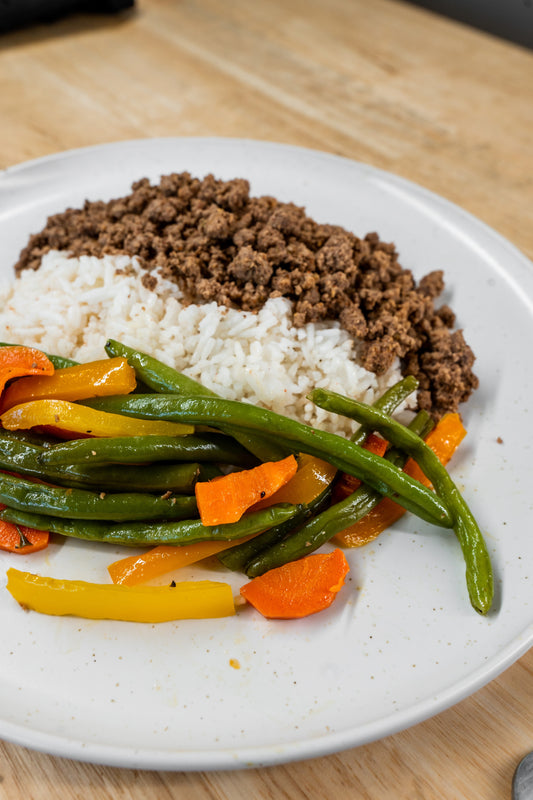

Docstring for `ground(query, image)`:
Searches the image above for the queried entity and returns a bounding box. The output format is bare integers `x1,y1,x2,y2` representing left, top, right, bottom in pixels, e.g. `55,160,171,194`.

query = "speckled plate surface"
0,138,532,770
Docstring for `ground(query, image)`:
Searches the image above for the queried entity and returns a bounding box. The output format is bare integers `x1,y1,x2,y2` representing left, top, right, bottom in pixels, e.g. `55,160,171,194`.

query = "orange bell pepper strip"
108,535,258,586
335,413,467,547
0,346,54,395
6,568,235,622
195,455,298,526
0,504,49,554
1,357,136,411
0,398,194,438
240,548,349,619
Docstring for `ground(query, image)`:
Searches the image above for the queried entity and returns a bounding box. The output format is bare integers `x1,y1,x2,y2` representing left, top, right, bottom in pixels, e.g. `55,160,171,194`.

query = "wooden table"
1,1,532,796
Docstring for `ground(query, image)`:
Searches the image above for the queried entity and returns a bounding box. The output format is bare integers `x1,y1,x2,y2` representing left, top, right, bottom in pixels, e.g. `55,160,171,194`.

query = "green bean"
0,427,59,449
0,503,301,547
82,393,453,528
0,432,200,492
348,375,418,445
104,339,288,462
244,411,433,577
41,377,415,471
218,484,332,572
0,341,78,369
37,432,257,468
310,388,493,615
0,471,198,521
219,378,419,573
77,462,200,492
197,463,224,481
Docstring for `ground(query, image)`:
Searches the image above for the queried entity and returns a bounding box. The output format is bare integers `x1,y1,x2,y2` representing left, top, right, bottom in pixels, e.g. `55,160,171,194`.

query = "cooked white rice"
0,251,410,436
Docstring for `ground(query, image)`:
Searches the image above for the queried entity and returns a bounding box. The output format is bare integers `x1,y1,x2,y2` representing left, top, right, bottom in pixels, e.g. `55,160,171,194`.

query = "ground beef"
15,172,478,418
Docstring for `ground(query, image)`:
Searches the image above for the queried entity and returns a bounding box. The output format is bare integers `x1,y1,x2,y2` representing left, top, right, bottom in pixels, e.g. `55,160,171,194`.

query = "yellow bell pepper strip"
0,399,194,438
6,567,235,622
0,346,54,395
108,534,259,586
0,358,136,412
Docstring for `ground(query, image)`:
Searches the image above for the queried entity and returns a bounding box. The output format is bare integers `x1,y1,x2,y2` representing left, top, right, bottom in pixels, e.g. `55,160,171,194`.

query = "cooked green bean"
197,463,224,481
309,388,493,615
0,503,301,547
0,432,199,492
37,432,257,468
76,461,199,492
244,411,433,577
0,471,198,521
219,378,420,573
348,376,418,445
218,484,332,573
104,339,288,463
82,393,452,528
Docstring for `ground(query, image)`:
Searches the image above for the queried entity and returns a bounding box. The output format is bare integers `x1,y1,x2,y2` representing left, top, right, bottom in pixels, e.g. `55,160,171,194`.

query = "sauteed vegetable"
0,342,493,620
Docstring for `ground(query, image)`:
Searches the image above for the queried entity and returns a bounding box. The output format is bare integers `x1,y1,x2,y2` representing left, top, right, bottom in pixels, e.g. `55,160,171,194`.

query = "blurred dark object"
0,0,134,34
406,0,533,50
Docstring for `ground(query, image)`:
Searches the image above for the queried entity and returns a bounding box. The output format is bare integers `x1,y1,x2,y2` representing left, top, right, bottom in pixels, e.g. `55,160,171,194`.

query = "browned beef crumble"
15,172,478,418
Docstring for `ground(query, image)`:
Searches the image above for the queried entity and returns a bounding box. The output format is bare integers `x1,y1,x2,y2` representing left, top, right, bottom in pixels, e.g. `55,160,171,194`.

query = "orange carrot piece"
0,346,54,396
335,413,467,548
240,548,349,619
332,433,388,503
195,455,298,526
0,504,49,554
108,535,258,586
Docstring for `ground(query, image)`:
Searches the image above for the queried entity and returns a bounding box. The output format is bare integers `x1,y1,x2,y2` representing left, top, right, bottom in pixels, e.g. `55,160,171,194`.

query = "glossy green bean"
244,411,433,577
0,432,200,492
349,376,418,445
104,339,288,462
0,471,198,521
0,503,301,547
37,432,257,468
310,388,493,615
219,378,419,573
82,393,453,528
218,484,331,573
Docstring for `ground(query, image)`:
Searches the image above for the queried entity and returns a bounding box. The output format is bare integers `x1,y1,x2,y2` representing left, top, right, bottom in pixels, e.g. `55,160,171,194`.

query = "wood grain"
0,1,532,797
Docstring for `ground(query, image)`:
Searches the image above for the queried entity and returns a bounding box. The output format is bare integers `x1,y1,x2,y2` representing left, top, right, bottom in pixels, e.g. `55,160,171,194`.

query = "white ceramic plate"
0,138,532,770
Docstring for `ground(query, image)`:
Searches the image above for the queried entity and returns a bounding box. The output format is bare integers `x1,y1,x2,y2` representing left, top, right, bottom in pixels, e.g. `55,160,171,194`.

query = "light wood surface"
1,1,532,797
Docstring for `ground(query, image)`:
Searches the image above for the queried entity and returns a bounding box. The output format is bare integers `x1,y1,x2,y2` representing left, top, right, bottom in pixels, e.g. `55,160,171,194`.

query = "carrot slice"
195,455,298,526
0,504,49,554
240,548,349,619
0,346,54,396
335,412,467,547
108,535,258,586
